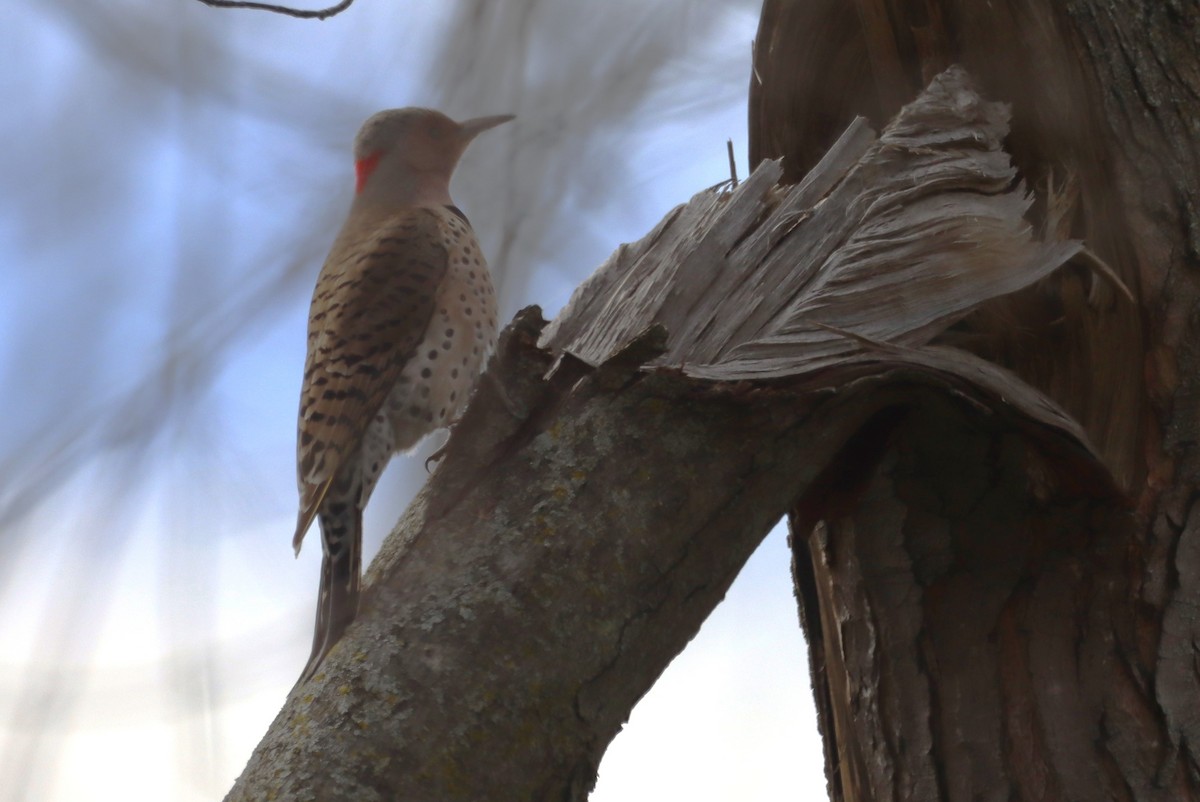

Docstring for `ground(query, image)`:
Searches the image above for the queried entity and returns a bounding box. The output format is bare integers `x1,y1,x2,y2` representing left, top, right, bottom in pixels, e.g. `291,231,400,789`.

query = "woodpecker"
294,108,511,680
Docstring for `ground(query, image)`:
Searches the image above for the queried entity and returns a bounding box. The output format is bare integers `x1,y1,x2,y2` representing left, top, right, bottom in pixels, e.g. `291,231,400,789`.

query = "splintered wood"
541,65,1081,383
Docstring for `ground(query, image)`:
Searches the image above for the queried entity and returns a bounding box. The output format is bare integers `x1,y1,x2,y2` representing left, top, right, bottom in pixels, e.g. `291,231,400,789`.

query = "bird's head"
351,107,514,205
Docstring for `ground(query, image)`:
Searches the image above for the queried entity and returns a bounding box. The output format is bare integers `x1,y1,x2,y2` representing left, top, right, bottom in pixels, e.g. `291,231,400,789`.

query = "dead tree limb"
226,66,1103,801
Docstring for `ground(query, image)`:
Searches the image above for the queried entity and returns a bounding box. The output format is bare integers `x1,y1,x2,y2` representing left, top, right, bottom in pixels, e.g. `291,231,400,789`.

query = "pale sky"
0,2,826,799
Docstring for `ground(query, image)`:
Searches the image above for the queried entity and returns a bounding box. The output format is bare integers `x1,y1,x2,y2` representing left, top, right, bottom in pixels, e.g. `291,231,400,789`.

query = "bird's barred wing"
293,208,450,552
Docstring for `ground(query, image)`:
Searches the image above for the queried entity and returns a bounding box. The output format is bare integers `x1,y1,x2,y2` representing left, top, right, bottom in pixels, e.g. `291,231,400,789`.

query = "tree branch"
192,0,354,20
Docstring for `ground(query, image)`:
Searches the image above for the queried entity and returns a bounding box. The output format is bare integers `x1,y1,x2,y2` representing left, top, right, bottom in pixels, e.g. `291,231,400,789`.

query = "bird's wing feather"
293,207,450,551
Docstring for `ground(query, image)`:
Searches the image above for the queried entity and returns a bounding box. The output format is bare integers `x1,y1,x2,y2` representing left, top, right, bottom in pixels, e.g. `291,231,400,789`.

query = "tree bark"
226,63,1095,799
752,1,1200,799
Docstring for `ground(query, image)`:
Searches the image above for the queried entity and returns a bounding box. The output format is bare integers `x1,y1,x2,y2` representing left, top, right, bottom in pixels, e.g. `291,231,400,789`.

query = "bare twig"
192,0,354,20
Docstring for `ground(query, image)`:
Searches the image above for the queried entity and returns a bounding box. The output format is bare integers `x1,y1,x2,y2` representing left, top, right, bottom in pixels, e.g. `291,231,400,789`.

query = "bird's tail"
299,500,362,682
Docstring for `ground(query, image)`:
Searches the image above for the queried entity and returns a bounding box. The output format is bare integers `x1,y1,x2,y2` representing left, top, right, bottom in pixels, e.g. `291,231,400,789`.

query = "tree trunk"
226,59,1103,798
752,0,1200,799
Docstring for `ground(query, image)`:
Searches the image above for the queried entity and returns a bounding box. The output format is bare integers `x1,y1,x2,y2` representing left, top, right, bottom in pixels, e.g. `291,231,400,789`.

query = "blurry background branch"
1,2,788,801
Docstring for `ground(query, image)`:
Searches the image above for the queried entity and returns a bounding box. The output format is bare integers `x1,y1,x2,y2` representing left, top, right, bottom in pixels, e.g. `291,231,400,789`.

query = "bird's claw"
424,448,445,473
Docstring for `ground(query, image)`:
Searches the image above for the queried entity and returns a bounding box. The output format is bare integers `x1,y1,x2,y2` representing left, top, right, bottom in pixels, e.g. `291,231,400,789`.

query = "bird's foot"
424,422,460,472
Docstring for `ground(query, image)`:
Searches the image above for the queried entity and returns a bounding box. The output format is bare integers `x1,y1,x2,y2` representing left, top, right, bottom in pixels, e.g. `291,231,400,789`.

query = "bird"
293,108,512,681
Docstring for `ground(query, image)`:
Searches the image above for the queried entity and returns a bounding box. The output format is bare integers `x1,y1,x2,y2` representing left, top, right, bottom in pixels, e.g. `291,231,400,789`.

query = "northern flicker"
294,108,511,681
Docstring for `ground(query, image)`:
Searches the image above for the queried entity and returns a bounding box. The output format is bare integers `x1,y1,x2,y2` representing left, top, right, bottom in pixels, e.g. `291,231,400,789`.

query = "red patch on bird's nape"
355,151,382,194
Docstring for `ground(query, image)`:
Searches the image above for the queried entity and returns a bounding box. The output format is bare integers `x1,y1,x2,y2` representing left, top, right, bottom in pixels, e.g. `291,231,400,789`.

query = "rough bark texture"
752,0,1200,799
226,64,1094,800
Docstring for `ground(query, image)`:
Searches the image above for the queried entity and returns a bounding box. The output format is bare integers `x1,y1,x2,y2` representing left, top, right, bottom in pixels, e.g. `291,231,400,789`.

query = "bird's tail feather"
299,501,362,682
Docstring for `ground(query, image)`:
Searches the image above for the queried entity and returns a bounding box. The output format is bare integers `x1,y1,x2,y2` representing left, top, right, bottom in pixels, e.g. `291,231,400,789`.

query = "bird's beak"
457,114,515,141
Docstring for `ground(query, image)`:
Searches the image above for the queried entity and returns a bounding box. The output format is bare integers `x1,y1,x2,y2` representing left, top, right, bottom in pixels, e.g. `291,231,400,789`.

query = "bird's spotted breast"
383,207,498,450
